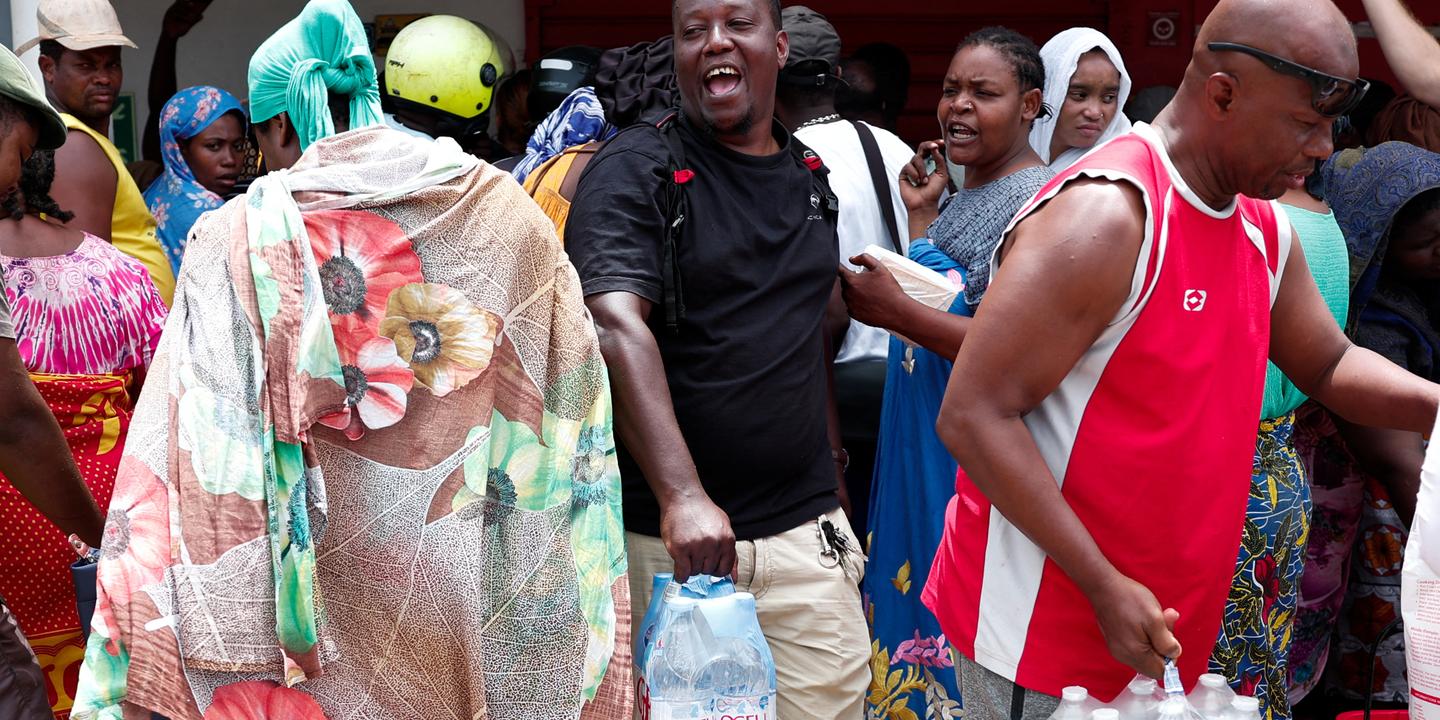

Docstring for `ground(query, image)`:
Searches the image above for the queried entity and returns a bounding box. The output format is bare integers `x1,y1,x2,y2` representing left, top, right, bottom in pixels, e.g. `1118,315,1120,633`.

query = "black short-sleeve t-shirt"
567,117,840,540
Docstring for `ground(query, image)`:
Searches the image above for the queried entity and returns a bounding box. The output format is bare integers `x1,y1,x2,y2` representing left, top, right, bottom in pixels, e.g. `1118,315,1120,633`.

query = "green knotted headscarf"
247,0,383,150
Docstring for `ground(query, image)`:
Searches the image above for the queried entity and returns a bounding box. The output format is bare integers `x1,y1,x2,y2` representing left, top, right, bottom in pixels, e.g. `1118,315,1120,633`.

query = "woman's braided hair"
956,26,1051,118
3,149,74,223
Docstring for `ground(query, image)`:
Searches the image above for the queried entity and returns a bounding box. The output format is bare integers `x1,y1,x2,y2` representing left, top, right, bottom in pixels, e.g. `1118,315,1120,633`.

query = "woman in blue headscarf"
143,86,246,271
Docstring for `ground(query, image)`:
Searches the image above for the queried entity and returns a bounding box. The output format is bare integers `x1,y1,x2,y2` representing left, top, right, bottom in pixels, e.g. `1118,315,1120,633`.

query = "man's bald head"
1152,0,1357,205
1195,0,1357,79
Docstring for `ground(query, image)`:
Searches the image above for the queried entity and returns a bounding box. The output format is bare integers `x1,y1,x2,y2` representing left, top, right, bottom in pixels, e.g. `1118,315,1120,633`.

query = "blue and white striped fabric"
511,86,617,183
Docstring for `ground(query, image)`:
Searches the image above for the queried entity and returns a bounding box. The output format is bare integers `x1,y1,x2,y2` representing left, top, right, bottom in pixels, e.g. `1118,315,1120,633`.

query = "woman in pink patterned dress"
0,149,166,718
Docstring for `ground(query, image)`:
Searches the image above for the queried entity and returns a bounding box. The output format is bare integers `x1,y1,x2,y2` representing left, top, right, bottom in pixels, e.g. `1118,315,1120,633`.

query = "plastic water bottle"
1159,660,1207,720
641,576,777,720
1111,675,1163,720
1047,686,1101,720
1187,673,1236,719
1092,710,1121,720
1221,696,1261,720
635,573,674,662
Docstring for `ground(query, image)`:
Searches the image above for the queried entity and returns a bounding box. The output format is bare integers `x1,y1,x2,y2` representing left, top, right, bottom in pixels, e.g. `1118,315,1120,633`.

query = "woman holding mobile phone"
838,26,1053,718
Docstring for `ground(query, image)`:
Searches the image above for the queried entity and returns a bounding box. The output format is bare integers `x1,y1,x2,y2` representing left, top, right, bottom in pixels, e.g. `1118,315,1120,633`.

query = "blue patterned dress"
864,166,1053,720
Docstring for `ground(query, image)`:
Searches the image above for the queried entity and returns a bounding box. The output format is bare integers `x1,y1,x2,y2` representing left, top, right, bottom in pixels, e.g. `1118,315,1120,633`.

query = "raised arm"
899,140,949,239
0,339,103,547
1269,230,1440,433
50,129,117,241
935,179,1182,679
587,291,736,580
1361,0,1440,107
145,0,212,162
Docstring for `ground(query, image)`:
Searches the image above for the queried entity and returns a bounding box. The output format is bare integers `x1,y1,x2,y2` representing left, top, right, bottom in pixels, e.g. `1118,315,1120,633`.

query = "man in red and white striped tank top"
922,0,1440,717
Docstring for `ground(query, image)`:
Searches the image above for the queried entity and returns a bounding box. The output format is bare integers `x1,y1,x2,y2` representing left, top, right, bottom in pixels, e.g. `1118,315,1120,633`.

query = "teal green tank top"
1261,204,1350,419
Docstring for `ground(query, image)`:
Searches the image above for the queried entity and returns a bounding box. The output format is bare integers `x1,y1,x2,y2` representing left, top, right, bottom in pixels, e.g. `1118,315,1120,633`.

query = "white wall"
14,0,525,135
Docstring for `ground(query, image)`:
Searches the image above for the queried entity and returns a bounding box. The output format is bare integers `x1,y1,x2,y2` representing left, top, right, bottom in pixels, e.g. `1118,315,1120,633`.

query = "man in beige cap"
0,41,106,720
21,0,174,305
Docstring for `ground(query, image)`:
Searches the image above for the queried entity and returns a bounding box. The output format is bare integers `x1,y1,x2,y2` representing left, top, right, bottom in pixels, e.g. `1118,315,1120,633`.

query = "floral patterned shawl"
73,126,630,720
144,86,247,272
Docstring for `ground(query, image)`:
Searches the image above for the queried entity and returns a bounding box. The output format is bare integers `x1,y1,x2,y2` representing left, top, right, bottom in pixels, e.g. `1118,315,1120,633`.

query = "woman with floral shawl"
143,85,247,271
72,1,630,718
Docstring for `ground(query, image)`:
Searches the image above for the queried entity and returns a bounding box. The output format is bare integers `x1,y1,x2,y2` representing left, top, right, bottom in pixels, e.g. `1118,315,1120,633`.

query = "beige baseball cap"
15,0,138,56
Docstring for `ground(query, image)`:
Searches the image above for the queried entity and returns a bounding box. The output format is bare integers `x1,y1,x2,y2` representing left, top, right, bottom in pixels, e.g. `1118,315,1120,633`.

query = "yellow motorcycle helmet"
385,15,505,120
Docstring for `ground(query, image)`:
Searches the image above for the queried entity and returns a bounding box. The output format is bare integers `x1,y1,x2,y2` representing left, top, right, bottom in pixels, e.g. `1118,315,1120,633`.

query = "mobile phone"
907,154,939,188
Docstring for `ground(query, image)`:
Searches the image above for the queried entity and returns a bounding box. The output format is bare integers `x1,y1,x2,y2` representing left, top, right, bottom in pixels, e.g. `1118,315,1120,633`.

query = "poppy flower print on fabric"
379,283,501,397
305,210,424,338
317,336,415,440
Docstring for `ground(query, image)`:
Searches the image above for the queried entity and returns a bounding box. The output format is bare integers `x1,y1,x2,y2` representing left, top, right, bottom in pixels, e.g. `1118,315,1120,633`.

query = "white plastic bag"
860,243,963,313
858,243,964,348
1403,409,1440,718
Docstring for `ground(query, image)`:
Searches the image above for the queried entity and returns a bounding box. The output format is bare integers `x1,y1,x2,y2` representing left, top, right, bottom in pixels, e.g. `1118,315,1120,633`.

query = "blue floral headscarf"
144,85,247,271
511,86,616,183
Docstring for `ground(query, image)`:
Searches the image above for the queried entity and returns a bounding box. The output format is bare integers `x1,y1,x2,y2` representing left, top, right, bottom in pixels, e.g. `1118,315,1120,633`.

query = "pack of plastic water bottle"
1047,660,1262,720
636,573,778,720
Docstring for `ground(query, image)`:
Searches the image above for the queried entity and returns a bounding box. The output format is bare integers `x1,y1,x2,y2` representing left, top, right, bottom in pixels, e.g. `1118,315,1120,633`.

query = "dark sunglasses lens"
1315,79,1365,118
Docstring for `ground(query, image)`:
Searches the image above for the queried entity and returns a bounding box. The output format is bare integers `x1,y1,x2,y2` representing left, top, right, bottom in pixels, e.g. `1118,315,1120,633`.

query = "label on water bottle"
648,694,778,720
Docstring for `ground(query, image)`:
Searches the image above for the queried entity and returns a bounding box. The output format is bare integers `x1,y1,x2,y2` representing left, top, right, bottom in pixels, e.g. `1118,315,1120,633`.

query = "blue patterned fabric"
511,86,616,183
863,239,970,720
1210,413,1310,720
1322,142,1440,335
143,86,246,271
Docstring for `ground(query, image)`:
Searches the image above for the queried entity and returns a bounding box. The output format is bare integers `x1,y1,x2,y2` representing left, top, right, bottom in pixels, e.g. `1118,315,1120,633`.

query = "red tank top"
922,124,1290,701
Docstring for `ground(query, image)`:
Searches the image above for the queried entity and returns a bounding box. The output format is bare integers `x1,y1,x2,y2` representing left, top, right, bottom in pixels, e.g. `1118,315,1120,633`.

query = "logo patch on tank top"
1183,289,1207,312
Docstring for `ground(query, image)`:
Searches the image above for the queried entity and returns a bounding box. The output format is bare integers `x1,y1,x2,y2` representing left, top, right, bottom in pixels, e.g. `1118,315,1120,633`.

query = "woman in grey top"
837,26,1054,719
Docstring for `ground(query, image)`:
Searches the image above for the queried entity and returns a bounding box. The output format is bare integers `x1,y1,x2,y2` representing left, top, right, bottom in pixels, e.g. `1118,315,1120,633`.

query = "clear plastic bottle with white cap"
1111,674,1164,720
1187,673,1236,719
1047,686,1102,720
1220,696,1261,720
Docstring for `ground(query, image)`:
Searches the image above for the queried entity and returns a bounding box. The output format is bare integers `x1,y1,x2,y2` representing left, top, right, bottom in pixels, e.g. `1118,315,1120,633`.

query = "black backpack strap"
649,118,838,336
788,134,840,223
851,120,904,254
657,114,689,334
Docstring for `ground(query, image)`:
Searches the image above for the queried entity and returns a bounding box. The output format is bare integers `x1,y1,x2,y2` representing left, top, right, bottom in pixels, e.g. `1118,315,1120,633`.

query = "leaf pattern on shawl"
72,127,627,720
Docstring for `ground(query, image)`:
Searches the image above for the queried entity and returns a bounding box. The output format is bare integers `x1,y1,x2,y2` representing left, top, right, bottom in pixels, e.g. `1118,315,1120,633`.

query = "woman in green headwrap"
71,1,633,718
246,0,383,168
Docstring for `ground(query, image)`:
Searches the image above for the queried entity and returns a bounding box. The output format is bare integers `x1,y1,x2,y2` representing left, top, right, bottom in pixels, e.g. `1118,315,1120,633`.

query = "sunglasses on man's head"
1207,42,1369,118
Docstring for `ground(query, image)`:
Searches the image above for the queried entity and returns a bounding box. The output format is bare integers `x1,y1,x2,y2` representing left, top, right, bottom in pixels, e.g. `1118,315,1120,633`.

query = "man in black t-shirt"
566,0,869,716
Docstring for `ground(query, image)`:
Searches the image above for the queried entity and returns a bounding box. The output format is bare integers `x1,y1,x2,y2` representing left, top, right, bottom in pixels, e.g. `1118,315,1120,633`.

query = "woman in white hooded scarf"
1029,27,1133,171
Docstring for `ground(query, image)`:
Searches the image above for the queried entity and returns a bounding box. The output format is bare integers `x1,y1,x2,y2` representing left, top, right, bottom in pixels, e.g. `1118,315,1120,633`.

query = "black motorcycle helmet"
528,45,603,123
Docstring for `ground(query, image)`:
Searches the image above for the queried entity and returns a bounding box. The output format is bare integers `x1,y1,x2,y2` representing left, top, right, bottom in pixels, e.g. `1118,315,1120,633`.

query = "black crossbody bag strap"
851,120,904,253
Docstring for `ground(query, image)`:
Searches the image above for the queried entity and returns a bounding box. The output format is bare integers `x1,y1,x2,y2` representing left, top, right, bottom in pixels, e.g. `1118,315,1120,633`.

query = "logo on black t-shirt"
807,193,823,221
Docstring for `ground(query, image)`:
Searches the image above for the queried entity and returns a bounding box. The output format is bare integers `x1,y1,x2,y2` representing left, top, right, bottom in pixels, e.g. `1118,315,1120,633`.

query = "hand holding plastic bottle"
1089,571,1182,680
661,493,737,581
